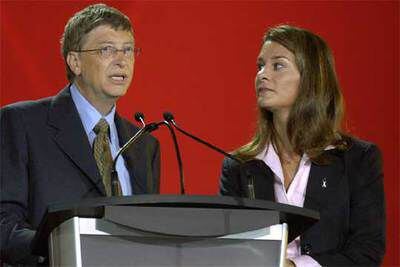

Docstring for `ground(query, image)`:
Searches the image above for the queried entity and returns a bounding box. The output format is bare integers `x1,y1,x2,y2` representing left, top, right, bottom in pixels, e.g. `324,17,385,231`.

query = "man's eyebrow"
96,41,135,45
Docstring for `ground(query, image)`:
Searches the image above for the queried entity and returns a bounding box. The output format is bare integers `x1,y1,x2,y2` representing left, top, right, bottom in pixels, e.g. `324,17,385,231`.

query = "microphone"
110,112,161,196
134,112,145,127
163,112,256,199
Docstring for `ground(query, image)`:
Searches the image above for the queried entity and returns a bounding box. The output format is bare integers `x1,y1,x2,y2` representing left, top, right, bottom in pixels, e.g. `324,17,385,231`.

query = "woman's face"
255,41,300,114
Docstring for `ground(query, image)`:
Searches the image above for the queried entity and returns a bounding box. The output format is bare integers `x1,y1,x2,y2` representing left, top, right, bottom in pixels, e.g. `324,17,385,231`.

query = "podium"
32,195,319,267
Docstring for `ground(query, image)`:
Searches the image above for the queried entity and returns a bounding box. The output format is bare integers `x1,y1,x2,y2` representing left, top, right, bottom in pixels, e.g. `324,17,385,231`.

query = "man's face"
70,24,134,112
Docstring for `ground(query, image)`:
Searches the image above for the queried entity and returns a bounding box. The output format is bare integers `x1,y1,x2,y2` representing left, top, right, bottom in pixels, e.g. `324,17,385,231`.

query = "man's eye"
101,46,115,54
124,47,134,53
257,63,264,71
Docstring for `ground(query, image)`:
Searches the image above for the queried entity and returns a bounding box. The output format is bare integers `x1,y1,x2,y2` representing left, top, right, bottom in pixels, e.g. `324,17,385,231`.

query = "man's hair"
235,25,348,163
61,3,133,82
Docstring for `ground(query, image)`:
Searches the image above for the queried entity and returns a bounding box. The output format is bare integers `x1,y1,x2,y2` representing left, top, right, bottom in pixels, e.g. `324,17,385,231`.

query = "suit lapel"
115,114,147,194
241,159,275,200
303,151,346,211
303,164,324,211
47,86,106,195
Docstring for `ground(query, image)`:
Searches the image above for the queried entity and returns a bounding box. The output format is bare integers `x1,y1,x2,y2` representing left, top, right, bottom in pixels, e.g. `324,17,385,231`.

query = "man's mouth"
110,74,127,82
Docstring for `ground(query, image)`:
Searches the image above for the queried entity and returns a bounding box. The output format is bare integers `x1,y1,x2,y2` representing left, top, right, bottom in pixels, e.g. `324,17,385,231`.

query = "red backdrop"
1,1,398,266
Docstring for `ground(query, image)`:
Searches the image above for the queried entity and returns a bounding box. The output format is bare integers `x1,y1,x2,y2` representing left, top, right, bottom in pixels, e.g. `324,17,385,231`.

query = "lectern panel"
80,235,281,266
39,196,316,267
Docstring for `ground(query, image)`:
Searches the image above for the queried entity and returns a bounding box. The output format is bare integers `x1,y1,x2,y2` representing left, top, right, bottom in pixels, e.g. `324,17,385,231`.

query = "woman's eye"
257,63,264,71
273,62,284,70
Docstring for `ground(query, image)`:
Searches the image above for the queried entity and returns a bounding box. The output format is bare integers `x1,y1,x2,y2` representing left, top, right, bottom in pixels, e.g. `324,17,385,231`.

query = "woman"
220,25,385,267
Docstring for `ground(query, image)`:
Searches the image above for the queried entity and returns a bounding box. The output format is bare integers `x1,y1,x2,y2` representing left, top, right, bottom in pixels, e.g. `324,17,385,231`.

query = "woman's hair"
235,25,348,163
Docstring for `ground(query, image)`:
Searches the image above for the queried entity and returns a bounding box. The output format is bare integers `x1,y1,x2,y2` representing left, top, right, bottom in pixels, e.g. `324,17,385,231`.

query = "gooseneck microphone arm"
162,120,185,195
110,111,185,196
163,112,242,164
110,112,161,196
115,122,161,158
163,112,256,200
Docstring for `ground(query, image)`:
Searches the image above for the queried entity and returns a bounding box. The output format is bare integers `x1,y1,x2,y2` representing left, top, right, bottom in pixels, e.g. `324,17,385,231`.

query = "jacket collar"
47,85,106,195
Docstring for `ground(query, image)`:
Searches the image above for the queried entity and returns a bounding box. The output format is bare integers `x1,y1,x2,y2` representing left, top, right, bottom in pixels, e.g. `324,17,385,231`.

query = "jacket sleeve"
311,144,386,266
0,106,39,265
219,157,244,197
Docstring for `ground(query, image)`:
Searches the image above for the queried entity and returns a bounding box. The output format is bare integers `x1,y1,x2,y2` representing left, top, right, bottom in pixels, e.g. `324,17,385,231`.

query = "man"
0,4,160,265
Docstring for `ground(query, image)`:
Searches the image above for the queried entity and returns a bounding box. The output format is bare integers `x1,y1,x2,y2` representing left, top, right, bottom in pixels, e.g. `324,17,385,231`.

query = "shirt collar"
256,143,310,182
255,142,334,162
256,143,284,181
70,83,117,140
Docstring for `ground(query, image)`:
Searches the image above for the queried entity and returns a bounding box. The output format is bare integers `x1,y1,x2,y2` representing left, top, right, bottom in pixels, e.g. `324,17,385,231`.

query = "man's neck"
74,82,116,116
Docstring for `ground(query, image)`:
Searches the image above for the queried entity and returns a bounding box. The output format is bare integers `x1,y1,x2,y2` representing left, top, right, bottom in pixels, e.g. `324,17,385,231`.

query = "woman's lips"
257,87,274,95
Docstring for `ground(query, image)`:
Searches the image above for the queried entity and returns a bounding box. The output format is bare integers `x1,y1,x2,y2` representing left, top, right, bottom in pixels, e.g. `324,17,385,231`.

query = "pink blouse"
256,144,321,267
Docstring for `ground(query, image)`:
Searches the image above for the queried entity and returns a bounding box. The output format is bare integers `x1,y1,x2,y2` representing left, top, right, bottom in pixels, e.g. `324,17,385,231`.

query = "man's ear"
67,52,82,76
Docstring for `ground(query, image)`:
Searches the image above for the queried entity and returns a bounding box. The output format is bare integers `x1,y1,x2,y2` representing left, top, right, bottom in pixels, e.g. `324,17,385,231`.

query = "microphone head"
134,112,145,122
163,112,174,122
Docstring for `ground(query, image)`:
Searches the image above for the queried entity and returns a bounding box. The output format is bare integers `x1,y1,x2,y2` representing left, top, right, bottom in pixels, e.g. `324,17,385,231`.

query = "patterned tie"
93,118,122,196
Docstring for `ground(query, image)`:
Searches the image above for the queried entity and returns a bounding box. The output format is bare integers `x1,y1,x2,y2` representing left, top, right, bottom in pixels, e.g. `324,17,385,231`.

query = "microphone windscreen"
134,112,145,122
163,112,174,121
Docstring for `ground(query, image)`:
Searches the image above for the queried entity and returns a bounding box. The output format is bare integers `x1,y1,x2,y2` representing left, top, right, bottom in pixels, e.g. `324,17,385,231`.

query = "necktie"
93,118,122,196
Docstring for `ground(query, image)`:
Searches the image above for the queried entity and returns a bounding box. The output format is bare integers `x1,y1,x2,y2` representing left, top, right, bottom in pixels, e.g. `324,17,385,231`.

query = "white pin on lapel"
322,178,328,188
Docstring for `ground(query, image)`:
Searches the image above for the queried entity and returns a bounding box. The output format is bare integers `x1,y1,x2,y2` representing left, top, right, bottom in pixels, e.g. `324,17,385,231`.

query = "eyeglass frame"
72,46,141,59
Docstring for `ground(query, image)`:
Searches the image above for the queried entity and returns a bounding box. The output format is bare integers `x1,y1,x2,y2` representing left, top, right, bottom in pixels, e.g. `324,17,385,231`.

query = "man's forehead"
83,24,134,45
86,24,133,36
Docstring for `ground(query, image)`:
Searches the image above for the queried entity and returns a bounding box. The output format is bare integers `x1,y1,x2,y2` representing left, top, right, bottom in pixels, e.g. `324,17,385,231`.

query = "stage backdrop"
1,1,398,266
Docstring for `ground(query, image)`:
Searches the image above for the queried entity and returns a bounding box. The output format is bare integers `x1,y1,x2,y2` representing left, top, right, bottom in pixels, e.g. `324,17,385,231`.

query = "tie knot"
93,118,109,134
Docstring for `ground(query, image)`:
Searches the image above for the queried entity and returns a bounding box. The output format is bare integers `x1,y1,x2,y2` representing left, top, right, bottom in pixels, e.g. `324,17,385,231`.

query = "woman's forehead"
259,41,295,60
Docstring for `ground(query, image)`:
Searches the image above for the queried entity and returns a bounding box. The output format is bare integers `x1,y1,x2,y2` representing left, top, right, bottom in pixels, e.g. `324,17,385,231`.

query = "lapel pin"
322,178,328,188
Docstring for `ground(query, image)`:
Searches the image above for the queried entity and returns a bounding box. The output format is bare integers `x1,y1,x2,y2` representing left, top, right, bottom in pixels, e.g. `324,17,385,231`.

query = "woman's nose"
257,66,270,80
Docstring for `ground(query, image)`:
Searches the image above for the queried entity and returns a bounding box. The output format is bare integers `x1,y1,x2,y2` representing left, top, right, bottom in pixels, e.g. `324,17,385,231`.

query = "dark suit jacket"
0,86,160,265
220,138,385,266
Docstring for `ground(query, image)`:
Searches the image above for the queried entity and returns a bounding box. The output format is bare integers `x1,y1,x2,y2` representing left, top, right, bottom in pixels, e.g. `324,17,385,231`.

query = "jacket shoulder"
1,97,53,115
1,97,54,129
222,156,241,170
344,136,381,159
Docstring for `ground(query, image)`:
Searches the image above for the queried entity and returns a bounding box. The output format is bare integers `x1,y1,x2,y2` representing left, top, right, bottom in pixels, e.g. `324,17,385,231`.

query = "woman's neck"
272,111,299,162
272,111,301,191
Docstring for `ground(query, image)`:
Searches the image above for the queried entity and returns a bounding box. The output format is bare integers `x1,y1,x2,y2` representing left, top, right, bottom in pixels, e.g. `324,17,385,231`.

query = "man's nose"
114,52,131,67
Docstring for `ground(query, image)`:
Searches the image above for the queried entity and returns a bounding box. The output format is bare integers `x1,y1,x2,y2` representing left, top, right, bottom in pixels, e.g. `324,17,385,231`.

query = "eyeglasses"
74,46,141,59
